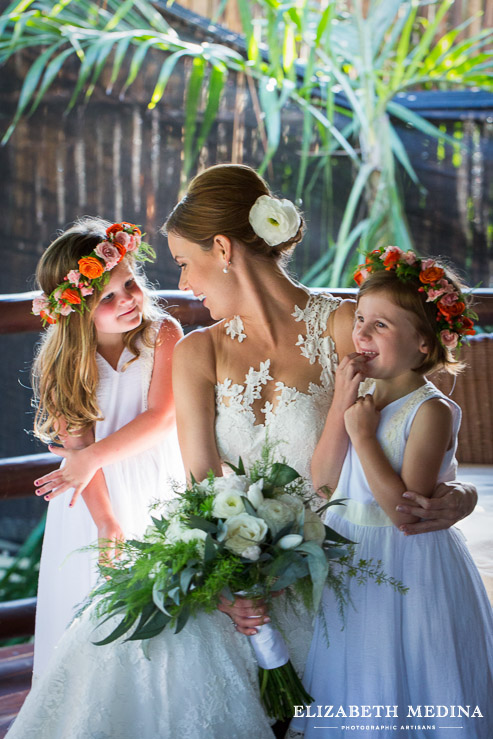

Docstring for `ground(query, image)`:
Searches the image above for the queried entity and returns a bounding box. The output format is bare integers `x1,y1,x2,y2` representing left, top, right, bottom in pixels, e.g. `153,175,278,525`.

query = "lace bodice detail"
215,293,340,499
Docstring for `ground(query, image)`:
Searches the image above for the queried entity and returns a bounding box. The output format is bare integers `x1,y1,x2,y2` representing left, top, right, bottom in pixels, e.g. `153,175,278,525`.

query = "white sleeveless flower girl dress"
291,383,493,739
9,293,340,739
33,326,184,677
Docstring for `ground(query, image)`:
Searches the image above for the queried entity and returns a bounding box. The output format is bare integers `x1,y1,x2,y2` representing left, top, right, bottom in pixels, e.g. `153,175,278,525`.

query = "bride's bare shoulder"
332,299,356,359
172,324,219,382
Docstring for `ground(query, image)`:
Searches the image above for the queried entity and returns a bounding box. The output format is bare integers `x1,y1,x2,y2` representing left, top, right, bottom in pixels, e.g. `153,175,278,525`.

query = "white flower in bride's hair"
248,195,301,247
212,489,246,519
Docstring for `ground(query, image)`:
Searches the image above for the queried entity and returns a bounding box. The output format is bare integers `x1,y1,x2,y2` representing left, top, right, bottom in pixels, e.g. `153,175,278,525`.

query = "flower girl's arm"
40,418,123,558
311,300,370,494
82,472,124,563
172,329,224,482
346,395,453,528
35,317,183,503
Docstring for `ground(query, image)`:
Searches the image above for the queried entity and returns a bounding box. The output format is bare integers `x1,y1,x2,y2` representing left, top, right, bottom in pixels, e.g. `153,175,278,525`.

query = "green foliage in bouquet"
91,450,405,643
89,450,406,720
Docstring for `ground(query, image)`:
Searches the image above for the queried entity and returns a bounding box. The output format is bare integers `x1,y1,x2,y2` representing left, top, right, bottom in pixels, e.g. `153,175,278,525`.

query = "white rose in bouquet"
241,545,262,561
303,509,326,546
213,475,249,496
212,489,246,519
278,493,305,524
246,479,264,509
257,499,297,537
166,518,188,543
224,513,268,556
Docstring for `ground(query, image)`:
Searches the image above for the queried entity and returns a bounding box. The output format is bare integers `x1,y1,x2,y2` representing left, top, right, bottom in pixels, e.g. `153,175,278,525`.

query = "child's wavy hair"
32,217,164,443
357,265,471,377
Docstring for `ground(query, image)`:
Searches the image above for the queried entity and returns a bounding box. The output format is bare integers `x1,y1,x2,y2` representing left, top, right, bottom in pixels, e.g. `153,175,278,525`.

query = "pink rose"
425,288,446,302
114,231,130,248
439,278,455,294
53,287,64,301
440,330,459,349
125,234,139,253
94,241,121,269
65,270,81,285
58,303,74,316
439,292,459,306
80,285,94,296
403,251,417,265
32,295,50,315
421,258,435,270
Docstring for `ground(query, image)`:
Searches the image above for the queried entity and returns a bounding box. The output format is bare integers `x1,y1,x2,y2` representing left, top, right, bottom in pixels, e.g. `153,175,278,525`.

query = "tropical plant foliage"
1,0,492,284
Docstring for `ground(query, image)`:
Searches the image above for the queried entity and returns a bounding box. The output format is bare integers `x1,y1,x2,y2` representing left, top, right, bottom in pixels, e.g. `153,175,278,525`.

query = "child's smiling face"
353,291,429,380
93,260,144,337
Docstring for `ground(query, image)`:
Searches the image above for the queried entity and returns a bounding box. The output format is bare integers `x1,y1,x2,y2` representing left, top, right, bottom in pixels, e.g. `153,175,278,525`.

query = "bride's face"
168,232,232,319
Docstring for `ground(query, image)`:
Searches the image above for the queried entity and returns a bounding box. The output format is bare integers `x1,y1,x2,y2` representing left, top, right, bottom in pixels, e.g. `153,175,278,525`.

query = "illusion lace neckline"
215,292,340,428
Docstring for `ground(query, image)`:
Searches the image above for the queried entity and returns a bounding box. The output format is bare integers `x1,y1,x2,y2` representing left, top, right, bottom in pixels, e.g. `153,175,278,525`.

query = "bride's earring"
223,260,230,274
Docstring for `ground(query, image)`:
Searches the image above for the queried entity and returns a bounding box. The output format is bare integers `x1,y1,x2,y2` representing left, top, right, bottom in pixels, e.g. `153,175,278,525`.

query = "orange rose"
61,288,82,305
40,310,57,325
78,256,104,279
114,243,126,261
354,266,370,286
366,249,381,264
106,223,124,237
437,300,465,319
382,248,402,270
458,317,475,335
419,267,445,284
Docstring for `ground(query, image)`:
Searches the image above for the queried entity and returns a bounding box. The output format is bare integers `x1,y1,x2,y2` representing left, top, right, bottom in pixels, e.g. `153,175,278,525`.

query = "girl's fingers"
69,488,82,507
69,485,85,508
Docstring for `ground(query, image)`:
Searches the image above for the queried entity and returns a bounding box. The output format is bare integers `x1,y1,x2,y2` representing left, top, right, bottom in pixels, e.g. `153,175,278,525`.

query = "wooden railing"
0,287,492,640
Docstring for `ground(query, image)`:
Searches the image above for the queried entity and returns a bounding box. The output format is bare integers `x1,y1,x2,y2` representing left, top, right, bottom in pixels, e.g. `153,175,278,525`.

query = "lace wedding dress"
7,293,340,739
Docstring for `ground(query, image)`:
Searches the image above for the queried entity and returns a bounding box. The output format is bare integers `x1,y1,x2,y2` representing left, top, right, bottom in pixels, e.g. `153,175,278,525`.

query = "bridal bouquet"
91,452,403,720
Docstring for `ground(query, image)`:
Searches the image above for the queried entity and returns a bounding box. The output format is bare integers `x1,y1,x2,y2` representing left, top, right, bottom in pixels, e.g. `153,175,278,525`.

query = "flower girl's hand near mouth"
332,352,371,415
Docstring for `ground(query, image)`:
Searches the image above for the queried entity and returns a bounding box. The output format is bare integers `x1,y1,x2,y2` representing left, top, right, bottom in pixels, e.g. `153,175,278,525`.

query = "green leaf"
148,48,189,109
29,46,75,114
128,608,170,640
387,101,457,147
268,462,300,487
186,514,217,534
203,533,217,563
1,41,59,143
92,614,137,646
183,56,206,178
191,61,226,161
295,540,329,610
174,602,191,634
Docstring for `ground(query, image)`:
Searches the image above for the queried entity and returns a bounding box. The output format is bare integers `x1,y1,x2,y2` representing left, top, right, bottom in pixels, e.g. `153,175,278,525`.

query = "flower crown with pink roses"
32,222,155,325
354,246,476,351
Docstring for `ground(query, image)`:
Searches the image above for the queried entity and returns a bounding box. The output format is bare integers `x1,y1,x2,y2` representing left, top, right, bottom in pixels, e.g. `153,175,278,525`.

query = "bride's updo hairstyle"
164,164,304,260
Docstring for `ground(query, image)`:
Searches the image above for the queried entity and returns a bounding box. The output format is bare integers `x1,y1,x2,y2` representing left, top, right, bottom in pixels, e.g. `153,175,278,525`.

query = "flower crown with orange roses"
354,246,476,351
32,222,155,326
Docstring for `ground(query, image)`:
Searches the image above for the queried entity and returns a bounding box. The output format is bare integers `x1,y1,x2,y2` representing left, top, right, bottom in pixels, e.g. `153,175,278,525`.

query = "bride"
7,164,476,738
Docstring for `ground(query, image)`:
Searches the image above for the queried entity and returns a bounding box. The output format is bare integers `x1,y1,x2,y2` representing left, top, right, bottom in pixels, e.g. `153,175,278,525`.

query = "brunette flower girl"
30,217,183,676
292,247,493,738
